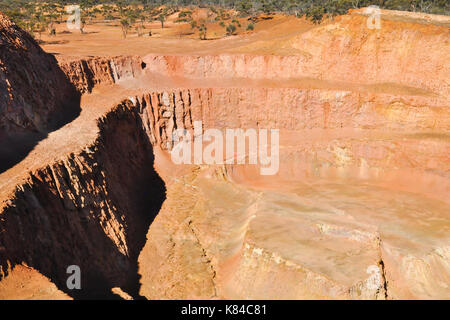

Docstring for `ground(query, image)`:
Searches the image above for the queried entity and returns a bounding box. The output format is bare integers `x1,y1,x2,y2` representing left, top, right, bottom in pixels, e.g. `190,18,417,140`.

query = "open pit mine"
0,9,449,300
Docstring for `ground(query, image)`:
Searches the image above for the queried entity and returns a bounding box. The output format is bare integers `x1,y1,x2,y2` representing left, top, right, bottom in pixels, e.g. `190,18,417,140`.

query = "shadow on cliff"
0,74,81,174
0,104,166,300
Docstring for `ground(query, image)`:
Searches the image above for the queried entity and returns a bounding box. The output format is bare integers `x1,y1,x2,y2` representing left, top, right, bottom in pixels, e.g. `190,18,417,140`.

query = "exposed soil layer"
0,9,449,299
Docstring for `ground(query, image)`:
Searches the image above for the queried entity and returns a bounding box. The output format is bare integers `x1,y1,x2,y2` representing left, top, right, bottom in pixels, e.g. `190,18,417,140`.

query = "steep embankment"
0,13,79,172
0,100,165,299
0,12,77,134
144,20,449,97
60,56,146,94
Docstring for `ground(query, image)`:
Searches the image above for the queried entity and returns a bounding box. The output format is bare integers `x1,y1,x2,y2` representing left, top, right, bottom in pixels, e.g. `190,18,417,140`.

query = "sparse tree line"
0,0,448,40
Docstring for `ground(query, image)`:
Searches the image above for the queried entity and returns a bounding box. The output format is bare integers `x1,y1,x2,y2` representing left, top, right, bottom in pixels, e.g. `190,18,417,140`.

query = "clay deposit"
0,8,449,299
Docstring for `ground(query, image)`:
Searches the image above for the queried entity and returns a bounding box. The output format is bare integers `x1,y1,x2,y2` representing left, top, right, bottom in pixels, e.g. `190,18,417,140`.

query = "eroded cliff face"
60,56,146,94
0,13,80,173
0,13,78,135
0,101,165,299
144,16,449,97
0,10,449,300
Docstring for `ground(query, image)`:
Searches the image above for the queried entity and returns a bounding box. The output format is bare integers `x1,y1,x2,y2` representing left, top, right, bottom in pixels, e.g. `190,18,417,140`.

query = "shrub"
226,23,236,36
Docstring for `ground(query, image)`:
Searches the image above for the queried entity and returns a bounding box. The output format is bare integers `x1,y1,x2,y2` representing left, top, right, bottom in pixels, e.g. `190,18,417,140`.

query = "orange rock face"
0,9,449,299
60,56,145,94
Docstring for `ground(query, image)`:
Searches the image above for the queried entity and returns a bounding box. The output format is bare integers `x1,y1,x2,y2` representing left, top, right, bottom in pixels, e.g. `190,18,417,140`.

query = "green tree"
237,0,252,15
158,14,166,28
226,23,236,36
306,6,325,24
197,23,207,40
261,0,275,14
120,18,130,38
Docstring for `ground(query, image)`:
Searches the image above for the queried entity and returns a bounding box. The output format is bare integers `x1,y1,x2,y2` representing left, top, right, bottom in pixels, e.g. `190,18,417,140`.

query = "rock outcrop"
0,13,79,172
60,56,146,94
0,13,77,135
